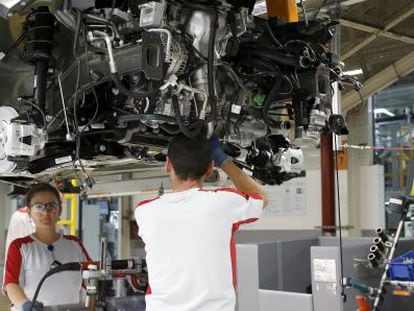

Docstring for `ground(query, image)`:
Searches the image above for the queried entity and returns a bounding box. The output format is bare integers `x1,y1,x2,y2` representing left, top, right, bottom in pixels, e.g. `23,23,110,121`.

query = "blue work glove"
21,300,44,311
209,136,228,167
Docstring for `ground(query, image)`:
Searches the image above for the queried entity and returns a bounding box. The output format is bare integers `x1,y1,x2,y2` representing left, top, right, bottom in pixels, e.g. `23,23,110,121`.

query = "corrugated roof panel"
389,15,414,37
344,37,413,80
340,26,372,55
341,0,413,29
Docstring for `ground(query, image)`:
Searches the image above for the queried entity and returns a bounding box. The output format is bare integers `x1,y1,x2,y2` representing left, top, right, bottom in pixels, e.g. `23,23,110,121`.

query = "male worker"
102,215,116,259
135,135,269,311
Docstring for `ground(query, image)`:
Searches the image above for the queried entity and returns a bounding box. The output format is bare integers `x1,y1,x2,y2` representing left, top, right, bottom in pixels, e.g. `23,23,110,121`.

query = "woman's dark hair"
167,134,212,181
25,183,62,207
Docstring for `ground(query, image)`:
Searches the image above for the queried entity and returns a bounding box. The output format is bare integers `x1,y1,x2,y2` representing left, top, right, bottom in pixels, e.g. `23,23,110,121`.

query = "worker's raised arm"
221,161,269,208
210,137,269,208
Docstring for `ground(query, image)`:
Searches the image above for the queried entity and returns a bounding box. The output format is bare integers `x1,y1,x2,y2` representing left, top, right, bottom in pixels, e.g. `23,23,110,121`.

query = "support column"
0,183,10,263
347,98,374,236
118,173,132,259
0,183,11,277
321,132,336,235
320,6,341,235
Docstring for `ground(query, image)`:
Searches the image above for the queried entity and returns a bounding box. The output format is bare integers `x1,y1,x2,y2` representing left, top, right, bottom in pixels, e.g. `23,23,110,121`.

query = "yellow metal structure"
399,126,414,190
266,0,299,23
57,179,78,235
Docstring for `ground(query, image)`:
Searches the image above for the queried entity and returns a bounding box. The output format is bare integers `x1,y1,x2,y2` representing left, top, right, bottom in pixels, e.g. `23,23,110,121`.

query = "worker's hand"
209,136,228,167
22,300,44,311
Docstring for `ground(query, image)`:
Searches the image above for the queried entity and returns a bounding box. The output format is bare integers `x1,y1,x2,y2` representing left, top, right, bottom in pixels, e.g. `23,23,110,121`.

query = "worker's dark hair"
167,134,212,181
25,183,62,207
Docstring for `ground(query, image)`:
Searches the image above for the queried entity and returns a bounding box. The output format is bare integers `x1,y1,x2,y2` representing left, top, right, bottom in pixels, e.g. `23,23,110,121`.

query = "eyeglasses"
29,202,60,213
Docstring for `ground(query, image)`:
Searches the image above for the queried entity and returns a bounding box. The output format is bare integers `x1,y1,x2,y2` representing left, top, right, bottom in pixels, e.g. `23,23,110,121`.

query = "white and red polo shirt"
3,234,91,308
135,187,263,311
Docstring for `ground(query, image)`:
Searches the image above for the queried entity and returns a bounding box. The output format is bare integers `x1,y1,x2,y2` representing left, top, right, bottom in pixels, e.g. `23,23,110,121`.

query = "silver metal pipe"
373,218,405,310
91,30,117,74
57,73,72,141
147,28,172,62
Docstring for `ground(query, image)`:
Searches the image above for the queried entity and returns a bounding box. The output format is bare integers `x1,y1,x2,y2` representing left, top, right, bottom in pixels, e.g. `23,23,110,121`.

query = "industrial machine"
0,0,359,187
29,238,147,310
342,161,414,311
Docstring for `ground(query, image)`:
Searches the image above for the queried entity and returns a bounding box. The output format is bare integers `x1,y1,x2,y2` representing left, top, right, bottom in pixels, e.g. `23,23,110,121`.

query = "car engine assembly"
0,0,358,185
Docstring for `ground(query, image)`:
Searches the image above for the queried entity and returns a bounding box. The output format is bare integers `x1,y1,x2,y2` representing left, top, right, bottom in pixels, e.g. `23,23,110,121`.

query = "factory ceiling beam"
342,50,414,112
339,0,369,5
87,173,171,198
341,19,414,45
342,4,414,60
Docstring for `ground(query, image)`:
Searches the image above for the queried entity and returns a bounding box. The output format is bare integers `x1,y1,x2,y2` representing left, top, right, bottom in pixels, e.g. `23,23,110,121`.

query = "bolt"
99,145,107,152
112,88,120,96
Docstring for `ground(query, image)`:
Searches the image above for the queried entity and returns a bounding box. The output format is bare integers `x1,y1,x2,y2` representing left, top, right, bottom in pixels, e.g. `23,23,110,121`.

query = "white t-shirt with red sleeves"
134,187,263,311
3,234,91,309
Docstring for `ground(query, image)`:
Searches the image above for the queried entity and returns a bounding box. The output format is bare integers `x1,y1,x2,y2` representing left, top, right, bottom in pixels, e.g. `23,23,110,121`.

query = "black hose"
73,9,82,58
241,56,280,72
240,49,307,68
205,7,218,122
19,98,47,130
172,95,204,138
160,123,182,135
118,114,176,127
262,78,283,127
177,0,218,122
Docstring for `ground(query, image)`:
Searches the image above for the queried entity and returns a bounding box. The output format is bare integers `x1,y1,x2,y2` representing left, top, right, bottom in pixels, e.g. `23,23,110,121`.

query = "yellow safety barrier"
58,179,78,235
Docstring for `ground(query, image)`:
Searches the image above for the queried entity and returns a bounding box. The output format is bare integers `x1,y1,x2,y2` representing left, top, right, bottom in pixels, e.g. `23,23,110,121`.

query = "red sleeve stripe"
18,206,28,213
4,236,34,287
146,284,152,295
209,187,263,201
63,235,92,261
136,197,160,208
230,218,259,289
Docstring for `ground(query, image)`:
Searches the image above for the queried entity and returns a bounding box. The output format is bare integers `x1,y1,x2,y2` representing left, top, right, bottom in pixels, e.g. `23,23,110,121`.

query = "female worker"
3,183,91,310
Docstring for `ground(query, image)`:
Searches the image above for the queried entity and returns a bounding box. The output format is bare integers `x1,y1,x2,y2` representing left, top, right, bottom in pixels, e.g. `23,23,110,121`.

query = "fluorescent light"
0,0,22,8
343,69,363,76
0,52,4,61
374,108,395,117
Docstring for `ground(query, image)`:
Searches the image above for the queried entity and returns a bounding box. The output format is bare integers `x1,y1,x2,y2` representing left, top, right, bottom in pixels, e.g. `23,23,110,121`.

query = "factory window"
373,73,414,234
